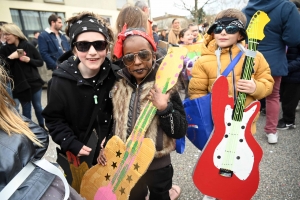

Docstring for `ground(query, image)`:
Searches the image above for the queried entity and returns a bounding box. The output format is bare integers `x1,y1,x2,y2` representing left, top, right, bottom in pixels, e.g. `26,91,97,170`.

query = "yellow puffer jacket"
189,34,274,133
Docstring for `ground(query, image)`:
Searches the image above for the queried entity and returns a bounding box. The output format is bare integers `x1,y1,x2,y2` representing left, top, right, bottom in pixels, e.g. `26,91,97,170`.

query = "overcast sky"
149,0,248,18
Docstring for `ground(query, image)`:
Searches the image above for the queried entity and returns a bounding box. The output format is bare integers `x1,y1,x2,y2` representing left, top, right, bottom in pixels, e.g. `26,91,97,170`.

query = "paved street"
36,88,300,200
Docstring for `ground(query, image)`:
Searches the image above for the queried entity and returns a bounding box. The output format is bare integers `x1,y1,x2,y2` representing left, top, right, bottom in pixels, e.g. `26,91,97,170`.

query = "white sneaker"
266,132,278,144
203,195,216,200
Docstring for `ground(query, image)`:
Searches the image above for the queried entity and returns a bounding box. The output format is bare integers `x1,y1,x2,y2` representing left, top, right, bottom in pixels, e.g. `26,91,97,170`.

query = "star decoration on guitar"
105,173,110,181
133,163,140,171
126,175,133,183
111,161,117,169
119,187,125,195
116,150,122,157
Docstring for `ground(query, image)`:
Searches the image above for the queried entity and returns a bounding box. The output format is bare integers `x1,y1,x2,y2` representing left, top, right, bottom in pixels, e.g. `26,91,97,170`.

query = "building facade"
0,0,148,39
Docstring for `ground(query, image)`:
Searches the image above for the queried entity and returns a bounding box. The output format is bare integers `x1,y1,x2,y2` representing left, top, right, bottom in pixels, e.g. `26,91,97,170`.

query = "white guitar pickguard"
213,104,257,180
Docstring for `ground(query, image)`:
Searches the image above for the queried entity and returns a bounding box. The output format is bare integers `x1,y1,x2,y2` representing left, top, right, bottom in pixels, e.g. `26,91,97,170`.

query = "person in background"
188,23,203,43
152,24,159,45
0,65,84,200
168,18,181,45
135,0,154,40
30,31,40,48
112,4,148,63
277,0,300,130
159,29,168,42
243,0,300,144
0,21,8,49
0,23,45,129
178,28,194,45
38,14,70,70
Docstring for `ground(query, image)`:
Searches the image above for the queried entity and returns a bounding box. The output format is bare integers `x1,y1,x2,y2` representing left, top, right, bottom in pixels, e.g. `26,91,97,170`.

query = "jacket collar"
117,62,158,88
45,27,63,35
54,55,112,86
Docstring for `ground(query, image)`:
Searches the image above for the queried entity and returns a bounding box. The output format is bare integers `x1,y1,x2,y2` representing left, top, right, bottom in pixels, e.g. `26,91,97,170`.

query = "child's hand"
77,145,92,156
148,85,170,111
97,149,107,166
236,79,256,94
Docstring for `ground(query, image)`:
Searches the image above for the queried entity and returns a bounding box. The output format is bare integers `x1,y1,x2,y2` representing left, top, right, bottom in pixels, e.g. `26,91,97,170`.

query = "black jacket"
282,45,300,83
42,55,118,160
0,116,55,199
0,40,44,101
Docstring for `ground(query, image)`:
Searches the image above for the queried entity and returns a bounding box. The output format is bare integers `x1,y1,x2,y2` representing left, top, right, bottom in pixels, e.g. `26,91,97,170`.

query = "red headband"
114,24,157,59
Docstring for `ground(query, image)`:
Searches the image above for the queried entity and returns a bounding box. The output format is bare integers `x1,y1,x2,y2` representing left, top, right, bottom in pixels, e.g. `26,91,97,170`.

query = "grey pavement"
34,89,300,200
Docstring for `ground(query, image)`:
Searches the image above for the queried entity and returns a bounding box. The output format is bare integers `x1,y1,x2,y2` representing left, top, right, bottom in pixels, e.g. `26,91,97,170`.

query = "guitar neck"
232,40,258,122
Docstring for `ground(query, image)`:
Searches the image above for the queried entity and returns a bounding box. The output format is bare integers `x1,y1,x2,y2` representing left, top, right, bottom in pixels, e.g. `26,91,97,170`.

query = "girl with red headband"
98,26,187,200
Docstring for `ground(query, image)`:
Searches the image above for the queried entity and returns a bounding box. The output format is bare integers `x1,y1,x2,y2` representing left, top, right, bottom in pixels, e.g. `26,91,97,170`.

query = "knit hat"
68,15,110,47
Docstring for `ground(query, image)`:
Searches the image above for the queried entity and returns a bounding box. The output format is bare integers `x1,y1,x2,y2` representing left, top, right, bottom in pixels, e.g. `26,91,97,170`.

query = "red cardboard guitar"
193,11,270,200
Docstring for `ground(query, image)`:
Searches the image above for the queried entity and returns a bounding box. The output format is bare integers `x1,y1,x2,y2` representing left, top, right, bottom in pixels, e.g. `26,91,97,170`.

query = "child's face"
214,26,243,48
180,30,194,45
74,31,107,72
123,36,155,84
189,25,199,38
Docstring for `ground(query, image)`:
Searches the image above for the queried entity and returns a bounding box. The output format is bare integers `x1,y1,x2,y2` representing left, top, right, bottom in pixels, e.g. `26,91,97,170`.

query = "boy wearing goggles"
98,27,187,200
188,9,274,200
42,12,119,184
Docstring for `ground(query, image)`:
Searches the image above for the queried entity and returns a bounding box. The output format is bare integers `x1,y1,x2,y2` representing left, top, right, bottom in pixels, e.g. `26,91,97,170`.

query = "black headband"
69,15,110,47
207,17,245,34
207,17,247,42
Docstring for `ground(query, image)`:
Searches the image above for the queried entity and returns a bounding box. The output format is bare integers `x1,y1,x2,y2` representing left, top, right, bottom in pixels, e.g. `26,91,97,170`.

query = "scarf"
168,27,181,45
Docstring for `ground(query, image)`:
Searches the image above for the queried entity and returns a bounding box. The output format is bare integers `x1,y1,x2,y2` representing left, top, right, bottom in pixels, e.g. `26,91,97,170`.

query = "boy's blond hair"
215,8,247,26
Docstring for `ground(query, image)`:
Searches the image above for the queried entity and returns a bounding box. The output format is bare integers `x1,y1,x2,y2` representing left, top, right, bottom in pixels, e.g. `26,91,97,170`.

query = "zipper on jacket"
131,84,140,130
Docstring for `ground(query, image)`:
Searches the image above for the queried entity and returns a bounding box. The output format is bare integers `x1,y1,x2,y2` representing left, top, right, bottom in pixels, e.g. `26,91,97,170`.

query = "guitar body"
193,76,263,200
80,135,155,200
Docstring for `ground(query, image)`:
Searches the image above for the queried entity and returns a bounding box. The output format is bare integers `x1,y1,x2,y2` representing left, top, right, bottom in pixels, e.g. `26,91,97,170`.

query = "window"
10,9,65,39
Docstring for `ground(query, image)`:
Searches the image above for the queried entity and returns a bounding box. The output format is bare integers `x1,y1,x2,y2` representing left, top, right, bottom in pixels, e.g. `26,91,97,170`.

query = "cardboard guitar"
80,46,188,200
192,11,270,200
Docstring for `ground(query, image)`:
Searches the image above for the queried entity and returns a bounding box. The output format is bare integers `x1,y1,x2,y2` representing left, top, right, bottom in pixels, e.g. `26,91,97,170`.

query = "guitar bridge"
219,168,233,178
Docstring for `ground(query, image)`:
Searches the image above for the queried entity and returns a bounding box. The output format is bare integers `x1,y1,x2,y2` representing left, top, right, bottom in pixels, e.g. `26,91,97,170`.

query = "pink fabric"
265,76,281,133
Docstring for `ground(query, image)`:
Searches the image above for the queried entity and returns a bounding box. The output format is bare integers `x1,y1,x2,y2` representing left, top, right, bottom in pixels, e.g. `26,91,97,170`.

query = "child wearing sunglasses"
98,27,187,200
42,12,119,185
188,9,274,200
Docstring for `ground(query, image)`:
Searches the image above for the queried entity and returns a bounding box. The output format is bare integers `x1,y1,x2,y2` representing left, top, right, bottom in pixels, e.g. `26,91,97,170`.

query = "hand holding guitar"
148,85,170,111
236,78,256,94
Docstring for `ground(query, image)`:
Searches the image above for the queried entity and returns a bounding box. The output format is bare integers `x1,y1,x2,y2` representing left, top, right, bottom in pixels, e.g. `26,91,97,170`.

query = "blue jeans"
20,89,44,126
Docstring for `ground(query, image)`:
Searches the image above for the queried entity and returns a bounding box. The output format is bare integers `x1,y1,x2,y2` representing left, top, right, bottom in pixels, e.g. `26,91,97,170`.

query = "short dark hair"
33,31,39,35
152,24,157,31
172,18,178,24
48,14,62,25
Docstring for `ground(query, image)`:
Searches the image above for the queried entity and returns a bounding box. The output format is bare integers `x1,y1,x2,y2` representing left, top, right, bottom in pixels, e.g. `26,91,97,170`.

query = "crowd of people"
0,0,300,199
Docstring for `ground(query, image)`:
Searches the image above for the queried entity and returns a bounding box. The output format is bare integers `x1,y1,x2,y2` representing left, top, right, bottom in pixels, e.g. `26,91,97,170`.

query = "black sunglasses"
122,50,152,67
214,25,240,34
73,40,108,52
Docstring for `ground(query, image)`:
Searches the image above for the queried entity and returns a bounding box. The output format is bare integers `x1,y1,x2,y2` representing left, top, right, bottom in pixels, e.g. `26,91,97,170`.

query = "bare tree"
174,0,216,24
175,0,248,23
